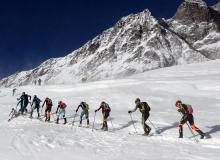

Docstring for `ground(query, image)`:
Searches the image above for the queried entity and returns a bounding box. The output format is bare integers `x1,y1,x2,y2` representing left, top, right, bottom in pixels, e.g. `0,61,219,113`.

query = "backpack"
103,103,111,112
140,102,151,112
47,99,53,106
35,97,41,105
60,102,66,109
83,102,89,110
187,104,193,114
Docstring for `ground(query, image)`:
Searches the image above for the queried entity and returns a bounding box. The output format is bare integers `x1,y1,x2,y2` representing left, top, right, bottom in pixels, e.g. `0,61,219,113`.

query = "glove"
128,111,132,114
95,110,97,112
76,109,78,113
177,109,181,112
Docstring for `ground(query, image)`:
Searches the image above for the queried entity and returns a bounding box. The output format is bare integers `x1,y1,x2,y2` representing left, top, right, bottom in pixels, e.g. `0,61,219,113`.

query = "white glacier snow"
0,60,220,160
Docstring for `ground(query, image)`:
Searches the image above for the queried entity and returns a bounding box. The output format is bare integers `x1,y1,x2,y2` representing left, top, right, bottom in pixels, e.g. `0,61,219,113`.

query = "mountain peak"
173,0,211,24
119,9,156,25
184,0,207,7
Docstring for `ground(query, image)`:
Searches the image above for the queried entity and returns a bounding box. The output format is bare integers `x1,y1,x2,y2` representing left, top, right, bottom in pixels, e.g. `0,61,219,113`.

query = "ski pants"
20,101,29,113
80,110,89,124
57,108,66,119
142,113,151,134
102,112,109,127
45,106,52,121
30,104,40,117
179,114,204,136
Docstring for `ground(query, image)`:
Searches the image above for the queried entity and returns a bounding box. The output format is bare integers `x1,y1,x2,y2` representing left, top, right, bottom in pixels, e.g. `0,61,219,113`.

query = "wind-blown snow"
0,60,220,160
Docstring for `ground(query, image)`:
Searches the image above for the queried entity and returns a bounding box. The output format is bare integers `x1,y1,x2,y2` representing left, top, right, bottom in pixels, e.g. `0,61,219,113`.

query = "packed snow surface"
0,60,220,160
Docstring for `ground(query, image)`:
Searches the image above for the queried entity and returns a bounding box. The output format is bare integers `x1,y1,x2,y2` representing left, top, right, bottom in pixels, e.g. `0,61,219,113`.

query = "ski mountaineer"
56,101,67,124
76,102,90,127
41,97,53,122
175,100,205,139
30,95,42,118
12,88,16,96
38,78,42,86
17,92,31,114
95,102,111,131
128,98,151,135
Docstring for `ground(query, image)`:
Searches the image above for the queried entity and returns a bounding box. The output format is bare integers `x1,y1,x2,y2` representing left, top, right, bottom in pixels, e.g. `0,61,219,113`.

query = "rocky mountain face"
0,0,220,87
169,0,220,59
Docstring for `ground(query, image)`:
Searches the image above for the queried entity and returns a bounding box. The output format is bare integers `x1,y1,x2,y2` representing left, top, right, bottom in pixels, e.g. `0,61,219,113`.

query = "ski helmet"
135,98,141,104
58,101,62,104
100,101,105,106
175,100,182,106
34,95,37,98
22,92,25,95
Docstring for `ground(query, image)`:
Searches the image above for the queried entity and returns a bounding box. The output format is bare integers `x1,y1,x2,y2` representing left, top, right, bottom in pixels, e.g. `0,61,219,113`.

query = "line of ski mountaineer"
12,92,206,139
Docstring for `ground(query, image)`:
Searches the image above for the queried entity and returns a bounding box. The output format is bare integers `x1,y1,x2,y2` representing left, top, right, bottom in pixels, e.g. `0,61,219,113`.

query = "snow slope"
0,60,220,160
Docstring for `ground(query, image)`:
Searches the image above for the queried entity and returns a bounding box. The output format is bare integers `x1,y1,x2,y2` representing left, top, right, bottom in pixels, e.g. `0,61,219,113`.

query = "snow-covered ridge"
0,0,220,87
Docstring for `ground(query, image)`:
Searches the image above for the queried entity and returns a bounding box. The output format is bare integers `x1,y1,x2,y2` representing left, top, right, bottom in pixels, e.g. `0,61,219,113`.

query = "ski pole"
179,113,198,143
129,113,137,133
148,118,160,130
148,118,162,134
9,108,14,116
51,112,55,120
41,107,43,115
71,113,77,130
186,122,199,143
109,116,114,130
92,112,96,132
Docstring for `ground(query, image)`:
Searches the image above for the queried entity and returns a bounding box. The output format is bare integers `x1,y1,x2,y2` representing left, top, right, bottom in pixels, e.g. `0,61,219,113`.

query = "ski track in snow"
1,61,220,160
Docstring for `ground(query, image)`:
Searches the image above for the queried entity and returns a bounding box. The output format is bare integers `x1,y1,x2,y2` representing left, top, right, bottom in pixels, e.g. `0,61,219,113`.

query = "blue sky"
0,0,219,79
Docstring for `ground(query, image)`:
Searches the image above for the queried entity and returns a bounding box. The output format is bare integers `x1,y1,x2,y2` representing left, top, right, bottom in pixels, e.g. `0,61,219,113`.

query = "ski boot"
104,124,108,131
146,128,151,135
78,122,82,127
86,120,90,128
64,118,67,125
179,127,183,138
37,113,40,119
198,130,205,139
200,135,205,139
101,124,105,130
179,132,183,138
56,118,59,124
179,135,183,138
